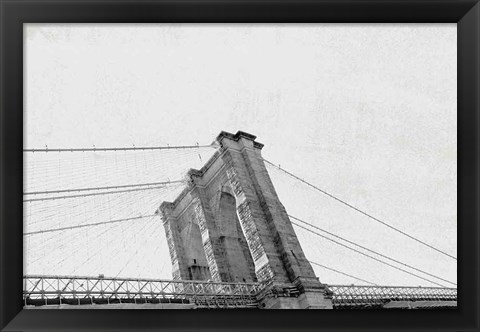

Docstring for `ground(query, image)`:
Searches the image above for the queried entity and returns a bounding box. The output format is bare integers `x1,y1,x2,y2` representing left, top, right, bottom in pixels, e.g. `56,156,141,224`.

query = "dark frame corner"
1,1,479,331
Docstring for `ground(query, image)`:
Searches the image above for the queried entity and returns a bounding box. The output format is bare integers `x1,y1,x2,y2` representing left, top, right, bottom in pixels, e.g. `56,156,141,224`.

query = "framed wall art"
1,0,478,331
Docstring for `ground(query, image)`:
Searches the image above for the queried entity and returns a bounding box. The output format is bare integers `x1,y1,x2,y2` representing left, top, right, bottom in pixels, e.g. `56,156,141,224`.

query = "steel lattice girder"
327,285,457,306
23,275,261,304
23,275,456,308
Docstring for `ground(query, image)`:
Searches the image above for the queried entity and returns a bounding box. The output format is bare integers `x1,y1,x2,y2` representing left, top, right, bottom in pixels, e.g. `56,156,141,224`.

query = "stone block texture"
158,131,332,309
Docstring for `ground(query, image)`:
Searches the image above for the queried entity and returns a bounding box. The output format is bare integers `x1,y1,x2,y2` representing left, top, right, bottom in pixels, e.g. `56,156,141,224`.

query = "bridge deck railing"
23,275,262,307
327,284,457,307
23,275,457,308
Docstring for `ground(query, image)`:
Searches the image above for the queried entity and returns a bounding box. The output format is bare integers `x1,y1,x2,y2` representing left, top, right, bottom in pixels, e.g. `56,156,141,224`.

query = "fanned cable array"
23,142,456,289
24,144,217,279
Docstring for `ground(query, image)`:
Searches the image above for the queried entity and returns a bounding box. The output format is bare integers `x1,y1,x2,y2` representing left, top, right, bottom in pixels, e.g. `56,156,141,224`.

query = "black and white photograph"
22,23,458,310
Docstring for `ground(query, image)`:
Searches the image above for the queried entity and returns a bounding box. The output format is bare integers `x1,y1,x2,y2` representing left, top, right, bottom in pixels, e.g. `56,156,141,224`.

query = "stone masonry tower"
157,131,333,309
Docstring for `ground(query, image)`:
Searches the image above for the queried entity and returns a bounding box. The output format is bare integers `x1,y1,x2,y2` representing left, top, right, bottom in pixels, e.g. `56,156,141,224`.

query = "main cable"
23,144,215,153
292,221,447,288
23,181,184,202
24,180,184,195
308,260,378,286
289,215,456,286
23,214,158,235
264,159,457,261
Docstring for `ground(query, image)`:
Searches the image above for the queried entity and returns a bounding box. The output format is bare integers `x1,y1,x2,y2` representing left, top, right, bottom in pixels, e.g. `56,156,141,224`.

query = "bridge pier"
158,131,333,309
257,279,333,309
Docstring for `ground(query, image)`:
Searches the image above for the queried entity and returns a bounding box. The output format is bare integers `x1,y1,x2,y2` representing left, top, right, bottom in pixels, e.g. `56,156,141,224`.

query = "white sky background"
24,24,457,288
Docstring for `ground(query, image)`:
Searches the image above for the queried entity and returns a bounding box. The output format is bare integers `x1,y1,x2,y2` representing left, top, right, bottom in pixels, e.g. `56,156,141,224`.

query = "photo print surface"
24,24,457,309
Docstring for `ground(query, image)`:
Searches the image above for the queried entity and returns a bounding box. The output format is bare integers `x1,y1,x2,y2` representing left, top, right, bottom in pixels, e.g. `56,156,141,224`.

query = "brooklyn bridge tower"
158,131,333,309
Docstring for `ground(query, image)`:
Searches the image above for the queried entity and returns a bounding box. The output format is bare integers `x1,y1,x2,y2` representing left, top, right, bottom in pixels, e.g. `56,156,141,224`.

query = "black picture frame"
1,0,478,331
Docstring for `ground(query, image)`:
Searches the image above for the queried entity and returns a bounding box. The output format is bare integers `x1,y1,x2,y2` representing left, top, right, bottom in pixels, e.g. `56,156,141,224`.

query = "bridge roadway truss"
23,275,457,309
24,275,262,309
327,285,457,309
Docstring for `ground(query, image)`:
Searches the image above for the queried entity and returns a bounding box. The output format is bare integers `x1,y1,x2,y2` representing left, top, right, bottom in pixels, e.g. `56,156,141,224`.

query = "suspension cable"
308,260,378,286
24,180,184,195
23,214,157,235
290,215,456,286
23,144,215,153
292,221,447,288
23,181,183,202
264,159,457,261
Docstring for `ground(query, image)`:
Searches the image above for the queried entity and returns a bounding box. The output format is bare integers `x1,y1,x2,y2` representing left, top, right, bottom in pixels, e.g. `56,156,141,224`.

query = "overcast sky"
24,24,457,288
